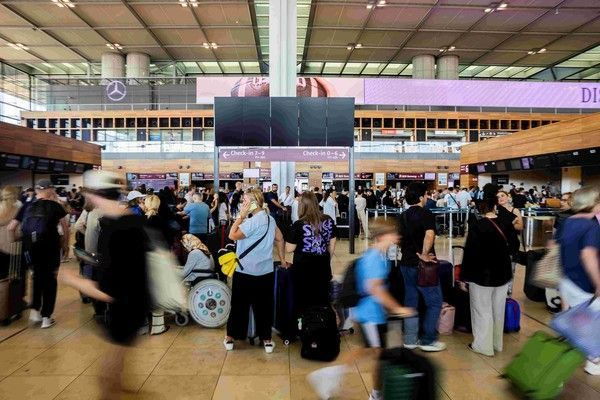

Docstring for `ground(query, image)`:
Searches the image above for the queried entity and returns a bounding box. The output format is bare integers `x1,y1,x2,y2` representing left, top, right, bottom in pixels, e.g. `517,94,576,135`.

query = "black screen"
51,174,69,186
556,152,573,166
36,159,49,171
75,164,84,173
4,155,20,169
484,163,497,173
327,98,355,147
53,161,65,172
299,98,327,146
215,97,243,146
509,159,521,170
534,155,553,168
242,97,270,146
271,97,298,146
20,156,35,170
496,161,506,172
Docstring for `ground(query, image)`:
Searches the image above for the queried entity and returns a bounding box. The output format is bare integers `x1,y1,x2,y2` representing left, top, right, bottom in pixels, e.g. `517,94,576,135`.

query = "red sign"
460,164,469,173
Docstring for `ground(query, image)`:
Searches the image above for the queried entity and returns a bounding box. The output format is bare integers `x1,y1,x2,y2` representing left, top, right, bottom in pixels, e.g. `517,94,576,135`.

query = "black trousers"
29,243,61,318
227,271,275,341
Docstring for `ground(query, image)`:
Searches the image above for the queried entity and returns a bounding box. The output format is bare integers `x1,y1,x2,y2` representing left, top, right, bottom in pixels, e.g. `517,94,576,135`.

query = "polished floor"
1,237,599,400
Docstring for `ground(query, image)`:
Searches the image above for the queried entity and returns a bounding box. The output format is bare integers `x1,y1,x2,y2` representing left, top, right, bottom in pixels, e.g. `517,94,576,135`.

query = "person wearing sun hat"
126,190,146,216
61,170,150,398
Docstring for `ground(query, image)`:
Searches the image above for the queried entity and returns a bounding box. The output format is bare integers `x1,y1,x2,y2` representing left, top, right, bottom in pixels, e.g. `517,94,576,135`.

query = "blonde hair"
370,219,397,239
181,233,210,255
245,187,265,209
0,187,19,223
144,194,160,218
571,186,600,213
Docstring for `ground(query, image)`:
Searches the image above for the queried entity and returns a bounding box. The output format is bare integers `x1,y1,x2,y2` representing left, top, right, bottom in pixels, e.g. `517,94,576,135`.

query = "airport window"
490,119,498,129
203,128,214,141
37,119,46,129
82,118,91,128
71,118,80,128
469,120,477,129
541,120,550,126
49,119,57,128
416,119,425,129
416,129,426,141
459,119,467,129
373,118,382,128
521,120,530,129
405,118,414,128
531,120,540,128
361,129,371,141
182,117,191,128
126,118,136,128
354,118,360,127
159,118,169,128
60,129,68,137
394,118,403,128
361,118,371,128
115,118,124,128
103,118,113,128
92,119,101,129
192,128,202,141
171,117,181,128
26,119,35,128
136,129,147,141
72,130,81,140
149,118,158,127
426,119,435,129
59,119,69,129
448,119,457,129
510,120,519,129
437,119,447,129
193,117,203,127
383,118,393,128
500,120,508,129
480,120,489,129
137,117,147,127
469,131,479,142
82,129,91,141
204,117,214,127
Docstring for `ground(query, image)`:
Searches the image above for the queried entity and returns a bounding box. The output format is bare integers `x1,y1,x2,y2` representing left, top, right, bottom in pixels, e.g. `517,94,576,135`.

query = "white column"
437,54,459,80
101,52,125,80
561,166,582,193
412,54,435,79
269,0,296,190
126,52,150,83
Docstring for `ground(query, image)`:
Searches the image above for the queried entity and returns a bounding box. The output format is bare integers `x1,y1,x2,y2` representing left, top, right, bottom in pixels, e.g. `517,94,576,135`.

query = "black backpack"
300,306,340,362
21,201,52,245
338,258,362,308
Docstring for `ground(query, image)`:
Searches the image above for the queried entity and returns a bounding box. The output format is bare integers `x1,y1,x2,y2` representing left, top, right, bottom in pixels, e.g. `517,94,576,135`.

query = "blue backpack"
21,201,52,245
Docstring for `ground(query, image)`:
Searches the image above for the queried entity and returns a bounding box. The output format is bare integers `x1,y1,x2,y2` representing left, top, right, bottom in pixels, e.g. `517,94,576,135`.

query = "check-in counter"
522,214,556,249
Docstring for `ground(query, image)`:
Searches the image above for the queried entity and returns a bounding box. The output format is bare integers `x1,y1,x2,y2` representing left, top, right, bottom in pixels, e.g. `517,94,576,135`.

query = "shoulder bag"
218,216,271,278
403,212,438,287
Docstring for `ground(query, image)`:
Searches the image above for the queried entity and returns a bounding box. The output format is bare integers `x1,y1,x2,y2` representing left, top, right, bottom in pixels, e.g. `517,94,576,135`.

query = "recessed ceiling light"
8,42,28,50
449,46,455,51
355,43,362,48
538,48,546,53
51,0,75,8
484,8,493,13
347,45,353,50
527,50,535,55
366,4,373,9
378,0,386,6
498,2,508,9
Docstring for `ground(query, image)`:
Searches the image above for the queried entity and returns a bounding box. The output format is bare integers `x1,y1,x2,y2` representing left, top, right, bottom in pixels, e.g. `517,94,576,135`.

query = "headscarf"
181,234,210,256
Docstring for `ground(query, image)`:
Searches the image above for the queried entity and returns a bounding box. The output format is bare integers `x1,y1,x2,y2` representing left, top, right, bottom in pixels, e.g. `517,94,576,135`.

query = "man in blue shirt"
307,220,414,400
180,194,210,241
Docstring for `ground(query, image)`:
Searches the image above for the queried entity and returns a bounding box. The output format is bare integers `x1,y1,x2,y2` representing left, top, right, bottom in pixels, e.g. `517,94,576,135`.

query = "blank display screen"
243,97,270,146
215,97,242,146
271,97,298,146
327,98,354,147
299,98,327,146
510,159,521,170
496,161,506,171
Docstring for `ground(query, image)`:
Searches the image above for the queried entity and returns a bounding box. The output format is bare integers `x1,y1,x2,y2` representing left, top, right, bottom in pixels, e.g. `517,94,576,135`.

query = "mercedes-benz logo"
106,80,126,102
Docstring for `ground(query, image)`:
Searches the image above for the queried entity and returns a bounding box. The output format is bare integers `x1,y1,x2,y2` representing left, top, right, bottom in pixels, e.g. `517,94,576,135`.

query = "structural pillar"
561,166,582,193
269,0,296,191
437,54,459,80
101,52,125,81
126,52,150,84
412,54,435,79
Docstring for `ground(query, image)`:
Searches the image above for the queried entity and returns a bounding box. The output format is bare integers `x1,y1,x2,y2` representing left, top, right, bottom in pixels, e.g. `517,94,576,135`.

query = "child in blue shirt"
308,220,415,400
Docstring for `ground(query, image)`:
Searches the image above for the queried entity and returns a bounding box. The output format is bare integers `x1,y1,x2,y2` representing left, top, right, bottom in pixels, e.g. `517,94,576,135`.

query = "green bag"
504,331,585,399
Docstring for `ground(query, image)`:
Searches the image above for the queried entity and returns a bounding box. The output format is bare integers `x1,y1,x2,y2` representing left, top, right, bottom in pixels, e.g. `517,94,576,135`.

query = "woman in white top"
211,192,230,226
355,189,369,238
291,195,300,223
320,189,339,221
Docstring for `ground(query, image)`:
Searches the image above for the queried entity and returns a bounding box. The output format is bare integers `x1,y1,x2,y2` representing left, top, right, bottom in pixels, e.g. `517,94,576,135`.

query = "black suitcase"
524,250,547,302
300,306,340,361
437,260,454,303
273,263,297,344
379,347,438,400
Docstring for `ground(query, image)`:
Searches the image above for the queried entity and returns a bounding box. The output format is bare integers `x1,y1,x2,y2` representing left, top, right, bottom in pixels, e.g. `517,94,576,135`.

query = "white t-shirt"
456,191,472,209
355,196,367,212
291,199,299,223
279,192,294,207
444,193,460,209
218,203,228,221
320,197,338,221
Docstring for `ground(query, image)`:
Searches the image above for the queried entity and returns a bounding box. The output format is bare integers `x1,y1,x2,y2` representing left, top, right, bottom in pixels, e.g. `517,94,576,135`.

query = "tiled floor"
1,236,599,399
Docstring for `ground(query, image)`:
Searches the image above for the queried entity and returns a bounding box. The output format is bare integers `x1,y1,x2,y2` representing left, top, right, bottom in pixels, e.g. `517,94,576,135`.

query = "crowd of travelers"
0,174,598,399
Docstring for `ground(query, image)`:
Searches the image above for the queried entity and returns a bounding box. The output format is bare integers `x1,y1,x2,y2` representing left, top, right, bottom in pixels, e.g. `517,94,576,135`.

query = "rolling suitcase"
379,347,438,400
247,307,258,345
273,263,297,344
503,331,585,399
300,306,340,361
437,259,454,304
504,298,521,333
0,242,25,325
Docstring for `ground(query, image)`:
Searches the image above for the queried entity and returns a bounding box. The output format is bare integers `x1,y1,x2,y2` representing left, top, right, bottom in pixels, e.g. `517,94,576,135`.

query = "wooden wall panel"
460,113,600,165
0,122,101,165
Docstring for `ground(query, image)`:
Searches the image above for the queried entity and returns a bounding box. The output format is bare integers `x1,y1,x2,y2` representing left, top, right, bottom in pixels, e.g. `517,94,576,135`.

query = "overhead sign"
106,80,126,102
219,148,349,162
386,173,425,180
438,173,448,186
326,172,374,180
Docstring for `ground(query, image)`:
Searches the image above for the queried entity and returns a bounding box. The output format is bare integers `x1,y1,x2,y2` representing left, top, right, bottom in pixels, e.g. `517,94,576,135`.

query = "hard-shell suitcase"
437,303,455,335
300,306,340,361
379,347,438,400
247,307,258,345
524,250,547,302
504,331,585,399
504,298,521,333
273,263,296,344
437,259,454,303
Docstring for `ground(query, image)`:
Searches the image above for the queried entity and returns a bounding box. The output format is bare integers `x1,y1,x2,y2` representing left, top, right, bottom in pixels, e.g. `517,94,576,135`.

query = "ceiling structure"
0,0,600,80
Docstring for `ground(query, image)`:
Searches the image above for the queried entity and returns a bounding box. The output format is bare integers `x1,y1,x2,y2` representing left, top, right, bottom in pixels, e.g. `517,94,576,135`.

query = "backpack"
21,201,52,245
144,228,187,313
300,306,340,362
338,258,362,308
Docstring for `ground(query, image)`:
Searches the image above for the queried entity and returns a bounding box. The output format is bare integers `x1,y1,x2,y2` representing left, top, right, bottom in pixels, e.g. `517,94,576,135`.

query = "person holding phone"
224,188,289,354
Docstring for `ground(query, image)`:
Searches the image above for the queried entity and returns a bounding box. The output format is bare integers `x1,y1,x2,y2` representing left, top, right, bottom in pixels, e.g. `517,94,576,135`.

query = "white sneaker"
584,359,600,375
419,341,447,352
264,341,275,354
41,317,55,329
307,365,347,400
29,309,42,324
368,389,383,400
223,339,234,351
403,343,419,350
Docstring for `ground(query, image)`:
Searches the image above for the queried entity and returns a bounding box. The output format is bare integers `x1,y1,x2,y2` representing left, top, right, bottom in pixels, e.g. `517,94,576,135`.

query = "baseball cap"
35,179,53,190
126,190,146,201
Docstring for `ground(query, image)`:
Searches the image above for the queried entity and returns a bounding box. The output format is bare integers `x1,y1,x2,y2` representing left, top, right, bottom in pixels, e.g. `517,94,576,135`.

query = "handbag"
530,245,561,289
550,297,600,358
402,212,439,287
218,216,270,278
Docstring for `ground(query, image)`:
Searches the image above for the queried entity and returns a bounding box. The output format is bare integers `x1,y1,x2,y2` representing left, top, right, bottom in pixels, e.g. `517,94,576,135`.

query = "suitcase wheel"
348,327,354,334
175,312,189,326
284,339,290,346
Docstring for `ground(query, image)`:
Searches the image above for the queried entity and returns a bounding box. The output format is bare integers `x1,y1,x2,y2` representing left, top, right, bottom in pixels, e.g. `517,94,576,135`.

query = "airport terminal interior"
1,0,600,399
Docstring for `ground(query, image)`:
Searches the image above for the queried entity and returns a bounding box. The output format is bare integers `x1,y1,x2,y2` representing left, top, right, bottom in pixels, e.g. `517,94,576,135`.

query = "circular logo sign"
106,80,126,102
